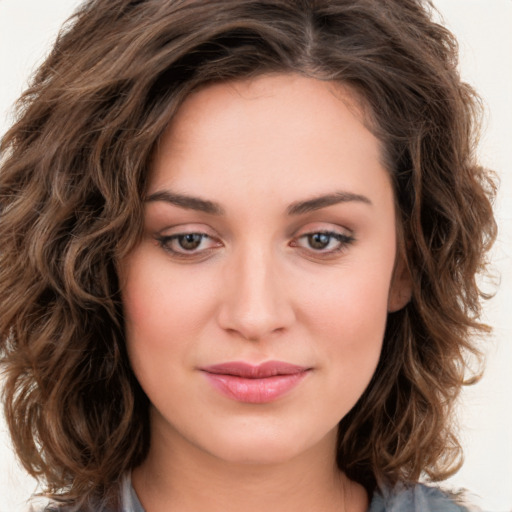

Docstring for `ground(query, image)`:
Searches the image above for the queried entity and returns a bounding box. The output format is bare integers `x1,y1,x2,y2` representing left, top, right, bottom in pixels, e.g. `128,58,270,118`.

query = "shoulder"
369,483,475,512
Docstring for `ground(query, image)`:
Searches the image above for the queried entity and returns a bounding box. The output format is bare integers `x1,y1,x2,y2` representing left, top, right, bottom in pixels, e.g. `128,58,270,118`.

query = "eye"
291,230,355,255
174,233,205,251
156,232,221,258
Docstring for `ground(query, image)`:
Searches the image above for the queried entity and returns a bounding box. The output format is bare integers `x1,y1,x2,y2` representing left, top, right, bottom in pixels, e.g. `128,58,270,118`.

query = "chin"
201,425,337,467
213,443,304,466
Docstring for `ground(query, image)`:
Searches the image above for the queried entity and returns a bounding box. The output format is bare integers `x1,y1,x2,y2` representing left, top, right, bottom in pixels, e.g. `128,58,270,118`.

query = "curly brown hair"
0,0,497,509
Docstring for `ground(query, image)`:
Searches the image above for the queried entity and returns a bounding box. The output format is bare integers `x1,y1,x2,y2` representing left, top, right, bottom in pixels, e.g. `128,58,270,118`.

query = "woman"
0,0,497,511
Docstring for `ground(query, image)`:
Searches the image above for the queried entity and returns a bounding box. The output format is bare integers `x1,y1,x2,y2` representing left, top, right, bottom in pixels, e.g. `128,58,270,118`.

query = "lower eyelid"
290,231,354,251
160,232,224,254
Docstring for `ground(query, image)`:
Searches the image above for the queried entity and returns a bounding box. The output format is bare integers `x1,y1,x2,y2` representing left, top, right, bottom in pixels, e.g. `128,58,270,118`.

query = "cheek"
120,259,187,388
302,261,391,332
299,270,391,419
296,254,394,373
121,252,211,347
119,251,205,398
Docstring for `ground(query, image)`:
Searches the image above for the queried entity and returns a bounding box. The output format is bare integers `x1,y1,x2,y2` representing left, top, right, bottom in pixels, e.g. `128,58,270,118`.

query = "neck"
132,421,368,512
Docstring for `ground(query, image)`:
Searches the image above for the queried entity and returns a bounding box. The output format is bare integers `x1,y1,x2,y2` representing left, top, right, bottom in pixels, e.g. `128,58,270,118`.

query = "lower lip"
202,371,309,403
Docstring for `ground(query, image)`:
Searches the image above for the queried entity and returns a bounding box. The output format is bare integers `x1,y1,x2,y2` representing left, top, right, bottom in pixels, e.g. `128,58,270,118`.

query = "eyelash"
155,230,355,260
291,231,355,255
155,233,219,260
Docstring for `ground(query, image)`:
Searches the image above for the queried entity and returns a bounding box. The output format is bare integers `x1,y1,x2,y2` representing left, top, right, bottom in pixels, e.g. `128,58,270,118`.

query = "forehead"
156,73,377,156
149,73,392,215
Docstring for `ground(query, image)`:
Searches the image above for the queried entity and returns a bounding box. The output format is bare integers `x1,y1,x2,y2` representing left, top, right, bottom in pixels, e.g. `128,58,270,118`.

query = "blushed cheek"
119,252,171,351
305,268,391,360
120,253,217,357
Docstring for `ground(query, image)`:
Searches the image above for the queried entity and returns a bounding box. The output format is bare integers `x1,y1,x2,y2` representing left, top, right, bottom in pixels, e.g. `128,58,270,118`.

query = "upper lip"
200,361,310,378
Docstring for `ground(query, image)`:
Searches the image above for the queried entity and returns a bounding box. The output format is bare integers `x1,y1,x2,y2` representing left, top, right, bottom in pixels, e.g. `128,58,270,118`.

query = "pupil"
179,234,202,250
309,233,330,249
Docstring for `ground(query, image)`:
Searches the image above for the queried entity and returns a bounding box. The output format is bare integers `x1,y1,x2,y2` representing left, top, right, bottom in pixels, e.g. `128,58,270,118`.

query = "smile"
200,361,311,403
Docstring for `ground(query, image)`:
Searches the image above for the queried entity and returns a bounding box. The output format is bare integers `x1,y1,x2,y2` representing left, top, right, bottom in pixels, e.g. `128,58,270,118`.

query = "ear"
387,253,412,313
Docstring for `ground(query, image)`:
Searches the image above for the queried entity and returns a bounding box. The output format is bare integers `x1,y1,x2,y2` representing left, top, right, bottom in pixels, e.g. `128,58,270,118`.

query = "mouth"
199,361,311,403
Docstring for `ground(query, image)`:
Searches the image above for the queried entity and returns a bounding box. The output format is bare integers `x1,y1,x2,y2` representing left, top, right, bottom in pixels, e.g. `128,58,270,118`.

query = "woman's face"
120,74,409,465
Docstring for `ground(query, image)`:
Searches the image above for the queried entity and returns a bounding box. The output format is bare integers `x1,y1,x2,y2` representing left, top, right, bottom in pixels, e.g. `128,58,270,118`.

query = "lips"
200,361,311,403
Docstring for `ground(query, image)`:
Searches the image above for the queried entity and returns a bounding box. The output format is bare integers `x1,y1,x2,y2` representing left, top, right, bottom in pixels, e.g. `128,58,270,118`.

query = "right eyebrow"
145,190,225,215
286,191,372,215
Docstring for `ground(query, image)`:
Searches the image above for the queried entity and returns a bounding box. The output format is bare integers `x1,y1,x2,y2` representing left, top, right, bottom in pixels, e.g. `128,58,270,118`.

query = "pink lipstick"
200,361,310,403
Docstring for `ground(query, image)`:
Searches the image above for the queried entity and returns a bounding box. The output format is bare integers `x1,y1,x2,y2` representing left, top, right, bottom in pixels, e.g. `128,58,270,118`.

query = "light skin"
119,73,411,512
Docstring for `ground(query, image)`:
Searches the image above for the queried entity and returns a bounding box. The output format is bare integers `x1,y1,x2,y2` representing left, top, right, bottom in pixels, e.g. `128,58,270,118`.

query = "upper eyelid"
157,229,353,248
298,227,351,234
154,223,353,238
293,224,353,238
293,231,354,246
156,224,218,236
156,227,351,237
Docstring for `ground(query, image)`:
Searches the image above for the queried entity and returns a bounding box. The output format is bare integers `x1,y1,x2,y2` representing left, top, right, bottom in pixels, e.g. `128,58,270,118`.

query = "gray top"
120,474,471,512
368,483,471,511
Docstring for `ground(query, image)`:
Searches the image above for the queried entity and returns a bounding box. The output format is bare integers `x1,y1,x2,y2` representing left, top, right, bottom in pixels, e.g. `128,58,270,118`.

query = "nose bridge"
217,240,293,340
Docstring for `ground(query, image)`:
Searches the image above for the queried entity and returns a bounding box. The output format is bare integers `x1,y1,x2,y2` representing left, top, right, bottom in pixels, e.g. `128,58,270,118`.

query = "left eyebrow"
145,190,225,215
287,191,372,216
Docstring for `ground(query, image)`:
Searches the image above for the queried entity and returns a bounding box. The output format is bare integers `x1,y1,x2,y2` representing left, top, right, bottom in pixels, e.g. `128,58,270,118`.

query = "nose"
216,245,295,341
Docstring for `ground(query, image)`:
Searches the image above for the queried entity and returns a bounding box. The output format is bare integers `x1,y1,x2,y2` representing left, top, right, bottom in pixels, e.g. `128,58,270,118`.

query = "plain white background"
0,1,511,510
